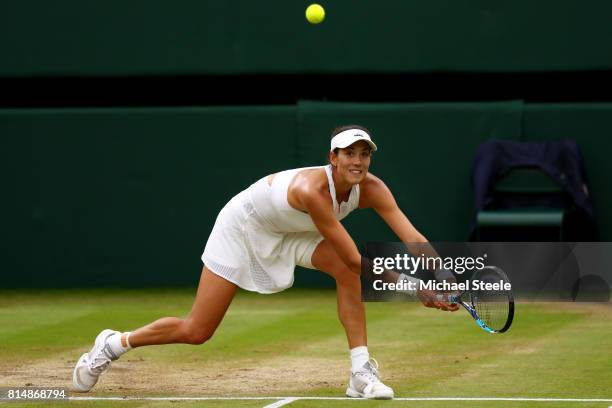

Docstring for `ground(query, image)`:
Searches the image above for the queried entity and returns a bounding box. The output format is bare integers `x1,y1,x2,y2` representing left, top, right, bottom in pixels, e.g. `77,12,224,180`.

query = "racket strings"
472,268,513,332
473,289,510,331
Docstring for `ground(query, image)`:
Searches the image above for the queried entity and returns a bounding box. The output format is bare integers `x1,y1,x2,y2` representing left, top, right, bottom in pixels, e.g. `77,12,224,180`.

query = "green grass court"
1,289,611,407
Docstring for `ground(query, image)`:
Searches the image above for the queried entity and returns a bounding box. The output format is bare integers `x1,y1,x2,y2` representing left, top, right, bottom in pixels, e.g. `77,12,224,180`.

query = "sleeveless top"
248,164,360,233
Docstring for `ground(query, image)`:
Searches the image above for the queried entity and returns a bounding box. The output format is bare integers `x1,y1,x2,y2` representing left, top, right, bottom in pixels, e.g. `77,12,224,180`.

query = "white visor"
330,129,378,152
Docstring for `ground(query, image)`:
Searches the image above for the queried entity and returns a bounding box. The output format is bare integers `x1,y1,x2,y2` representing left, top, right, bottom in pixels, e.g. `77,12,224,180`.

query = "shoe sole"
346,387,394,400
72,353,91,392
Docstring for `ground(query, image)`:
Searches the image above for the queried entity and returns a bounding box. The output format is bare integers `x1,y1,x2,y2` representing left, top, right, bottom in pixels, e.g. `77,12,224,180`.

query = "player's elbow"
346,256,362,275
414,233,428,243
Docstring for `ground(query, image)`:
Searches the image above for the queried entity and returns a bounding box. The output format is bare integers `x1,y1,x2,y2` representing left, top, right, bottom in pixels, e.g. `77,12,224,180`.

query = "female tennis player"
73,125,457,399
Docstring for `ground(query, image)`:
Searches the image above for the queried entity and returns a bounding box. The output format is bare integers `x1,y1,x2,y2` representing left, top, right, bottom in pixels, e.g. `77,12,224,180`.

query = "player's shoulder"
293,167,328,193
359,172,392,208
290,167,332,207
360,172,387,191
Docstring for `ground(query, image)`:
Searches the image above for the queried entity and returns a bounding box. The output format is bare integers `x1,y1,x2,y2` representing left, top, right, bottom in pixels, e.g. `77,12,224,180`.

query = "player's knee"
182,322,215,345
185,329,214,345
192,332,214,345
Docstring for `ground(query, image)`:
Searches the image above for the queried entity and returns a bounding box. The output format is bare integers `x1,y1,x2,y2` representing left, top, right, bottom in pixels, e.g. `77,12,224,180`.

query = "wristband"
433,268,455,282
397,273,421,297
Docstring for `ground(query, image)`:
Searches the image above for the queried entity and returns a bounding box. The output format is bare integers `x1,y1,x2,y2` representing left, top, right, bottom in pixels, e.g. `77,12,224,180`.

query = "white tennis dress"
202,165,360,293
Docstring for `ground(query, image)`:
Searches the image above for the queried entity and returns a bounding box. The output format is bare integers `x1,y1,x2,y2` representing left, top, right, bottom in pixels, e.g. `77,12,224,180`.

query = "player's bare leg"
129,267,238,346
311,240,394,399
311,239,366,348
73,266,237,392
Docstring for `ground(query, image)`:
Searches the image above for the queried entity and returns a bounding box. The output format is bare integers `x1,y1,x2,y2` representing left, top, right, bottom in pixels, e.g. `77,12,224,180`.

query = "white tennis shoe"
72,329,121,392
346,358,394,399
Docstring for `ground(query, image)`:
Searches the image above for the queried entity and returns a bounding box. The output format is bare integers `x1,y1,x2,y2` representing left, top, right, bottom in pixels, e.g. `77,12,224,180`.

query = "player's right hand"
417,289,459,311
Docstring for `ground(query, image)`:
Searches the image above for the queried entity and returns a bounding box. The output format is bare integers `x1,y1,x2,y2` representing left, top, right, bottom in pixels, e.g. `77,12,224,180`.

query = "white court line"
262,397,299,408
398,398,612,402
68,396,612,403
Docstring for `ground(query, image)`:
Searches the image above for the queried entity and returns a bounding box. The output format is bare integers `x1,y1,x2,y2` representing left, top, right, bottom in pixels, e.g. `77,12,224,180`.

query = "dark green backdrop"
2,1,611,288
2,102,611,288
2,0,612,76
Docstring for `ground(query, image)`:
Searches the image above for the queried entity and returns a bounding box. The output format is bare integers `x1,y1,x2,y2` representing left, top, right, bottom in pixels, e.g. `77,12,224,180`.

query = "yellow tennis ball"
306,4,325,24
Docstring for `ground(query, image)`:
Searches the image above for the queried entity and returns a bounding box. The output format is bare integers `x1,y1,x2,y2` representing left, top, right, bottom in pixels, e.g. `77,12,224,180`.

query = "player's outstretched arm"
360,174,458,311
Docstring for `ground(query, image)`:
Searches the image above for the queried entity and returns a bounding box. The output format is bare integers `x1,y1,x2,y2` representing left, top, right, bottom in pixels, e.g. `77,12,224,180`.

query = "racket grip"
436,294,458,303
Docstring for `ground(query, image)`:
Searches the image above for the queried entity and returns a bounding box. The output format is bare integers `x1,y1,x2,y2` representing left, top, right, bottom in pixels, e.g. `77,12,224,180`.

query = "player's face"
332,141,372,184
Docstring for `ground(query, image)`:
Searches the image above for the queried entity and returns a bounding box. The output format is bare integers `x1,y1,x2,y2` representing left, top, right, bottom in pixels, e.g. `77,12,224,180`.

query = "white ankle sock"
107,332,132,357
350,346,370,373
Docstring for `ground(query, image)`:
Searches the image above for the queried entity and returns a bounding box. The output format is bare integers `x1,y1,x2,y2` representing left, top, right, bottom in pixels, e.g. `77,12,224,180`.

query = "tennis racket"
438,266,514,334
